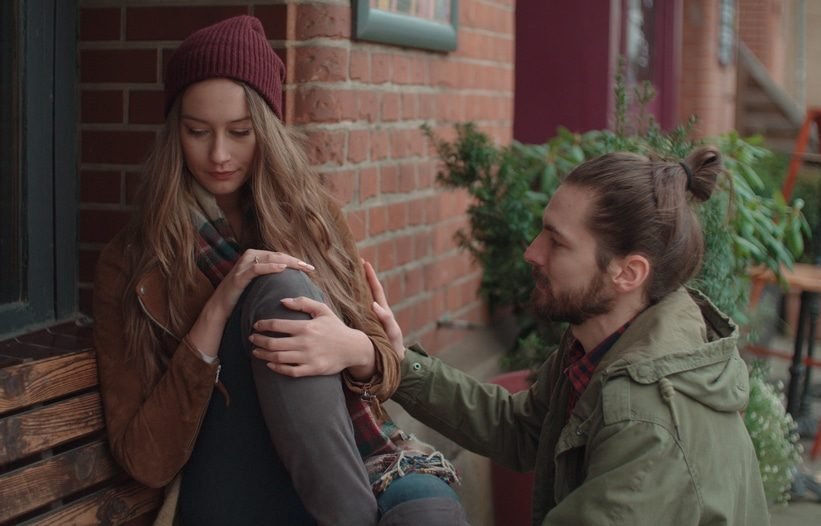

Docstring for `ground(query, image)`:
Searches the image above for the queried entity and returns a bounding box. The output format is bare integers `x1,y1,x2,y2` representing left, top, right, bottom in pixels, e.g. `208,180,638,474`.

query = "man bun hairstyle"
563,146,723,305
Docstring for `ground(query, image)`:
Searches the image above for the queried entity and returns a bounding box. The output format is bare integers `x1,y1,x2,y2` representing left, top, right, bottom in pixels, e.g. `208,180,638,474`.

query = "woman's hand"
189,250,315,359
363,260,405,360
250,298,375,378
211,249,315,318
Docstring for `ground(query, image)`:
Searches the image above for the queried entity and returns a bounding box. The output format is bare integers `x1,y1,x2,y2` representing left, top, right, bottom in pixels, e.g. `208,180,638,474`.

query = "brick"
128,90,164,125
401,92,417,120
414,231,430,259
404,267,426,297
381,92,400,122
294,46,349,83
294,4,351,40
409,57,428,84
80,170,121,204
417,94,436,119
292,87,355,124
380,164,399,193
349,50,370,82
392,55,412,84
80,8,120,41
368,205,389,236
429,60,458,87
81,90,123,124
396,233,415,266
359,167,379,202
254,4,288,41
370,129,390,160
357,91,380,121
383,273,402,305
395,305,412,334
324,170,356,206
125,171,141,204
434,220,461,252
408,197,427,225
371,53,391,84
347,129,369,163
304,130,346,165
345,209,367,243
387,202,408,231
390,129,419,159
79,209,131,244
377,238,396,269
81,49,157,83
126,6,248,41
82,130,155,165
160,48,175,84
399,163,417,192
425,253,462,289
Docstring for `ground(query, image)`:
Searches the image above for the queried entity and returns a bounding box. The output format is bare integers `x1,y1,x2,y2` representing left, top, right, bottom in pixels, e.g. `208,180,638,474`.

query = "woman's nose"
210,135,231,164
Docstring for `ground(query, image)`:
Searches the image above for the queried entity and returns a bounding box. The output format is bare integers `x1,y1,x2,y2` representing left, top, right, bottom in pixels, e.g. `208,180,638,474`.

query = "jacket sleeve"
329,201,400,401
93,240,219,488
391,345,556,471
543,420,700,525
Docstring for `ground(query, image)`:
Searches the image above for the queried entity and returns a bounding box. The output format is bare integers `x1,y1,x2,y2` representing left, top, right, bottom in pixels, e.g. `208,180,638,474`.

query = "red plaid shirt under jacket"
563,322,631,418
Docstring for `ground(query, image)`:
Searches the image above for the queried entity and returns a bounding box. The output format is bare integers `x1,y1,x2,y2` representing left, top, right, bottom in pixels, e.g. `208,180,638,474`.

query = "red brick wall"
678,0,737,137
78,1,515,353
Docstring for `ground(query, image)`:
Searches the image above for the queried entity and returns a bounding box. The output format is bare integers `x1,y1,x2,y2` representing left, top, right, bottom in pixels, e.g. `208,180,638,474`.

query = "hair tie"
679,162,694,191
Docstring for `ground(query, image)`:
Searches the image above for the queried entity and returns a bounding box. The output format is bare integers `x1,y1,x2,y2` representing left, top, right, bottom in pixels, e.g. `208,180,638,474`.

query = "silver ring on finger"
254,256,260,264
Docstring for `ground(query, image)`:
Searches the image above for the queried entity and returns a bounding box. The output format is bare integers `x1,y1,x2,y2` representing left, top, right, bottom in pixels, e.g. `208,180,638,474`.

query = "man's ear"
608,254,650,293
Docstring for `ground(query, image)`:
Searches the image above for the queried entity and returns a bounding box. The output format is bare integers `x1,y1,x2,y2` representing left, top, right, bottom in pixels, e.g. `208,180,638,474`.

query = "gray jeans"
241,270,378,526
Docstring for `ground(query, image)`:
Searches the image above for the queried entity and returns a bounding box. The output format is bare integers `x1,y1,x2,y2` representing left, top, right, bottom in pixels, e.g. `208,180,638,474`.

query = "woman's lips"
209,170,237,180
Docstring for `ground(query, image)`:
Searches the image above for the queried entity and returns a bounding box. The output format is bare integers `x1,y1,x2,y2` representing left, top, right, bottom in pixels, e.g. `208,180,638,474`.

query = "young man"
371,147,769,525
256,147,770,524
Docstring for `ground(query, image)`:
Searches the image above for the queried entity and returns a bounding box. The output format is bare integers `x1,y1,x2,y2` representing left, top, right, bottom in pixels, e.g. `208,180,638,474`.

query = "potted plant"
425,79,808,514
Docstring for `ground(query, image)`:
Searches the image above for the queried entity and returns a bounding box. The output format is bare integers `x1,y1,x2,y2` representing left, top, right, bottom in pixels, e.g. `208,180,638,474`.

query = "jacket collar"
598,287,738,382
561,287,739,423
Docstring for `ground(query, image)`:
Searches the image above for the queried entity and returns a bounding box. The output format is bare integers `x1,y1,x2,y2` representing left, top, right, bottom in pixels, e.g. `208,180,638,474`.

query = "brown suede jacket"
92,206,398,490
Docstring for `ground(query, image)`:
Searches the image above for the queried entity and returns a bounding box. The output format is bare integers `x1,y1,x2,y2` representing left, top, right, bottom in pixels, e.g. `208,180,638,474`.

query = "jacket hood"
600,288,749,413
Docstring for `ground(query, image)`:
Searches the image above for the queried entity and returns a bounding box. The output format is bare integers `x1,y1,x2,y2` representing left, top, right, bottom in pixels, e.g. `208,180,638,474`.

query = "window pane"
0,0,21,303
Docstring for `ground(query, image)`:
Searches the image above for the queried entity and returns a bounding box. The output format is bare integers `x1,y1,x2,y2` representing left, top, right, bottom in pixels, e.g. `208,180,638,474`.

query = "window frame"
0,0,77,335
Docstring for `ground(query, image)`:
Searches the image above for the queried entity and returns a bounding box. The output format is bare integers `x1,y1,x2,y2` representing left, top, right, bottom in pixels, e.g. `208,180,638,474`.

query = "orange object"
781,108,821,202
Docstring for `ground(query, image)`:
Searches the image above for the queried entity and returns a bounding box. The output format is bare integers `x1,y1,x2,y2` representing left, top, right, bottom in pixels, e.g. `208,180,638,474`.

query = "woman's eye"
230,129,252,137
186,128,208,137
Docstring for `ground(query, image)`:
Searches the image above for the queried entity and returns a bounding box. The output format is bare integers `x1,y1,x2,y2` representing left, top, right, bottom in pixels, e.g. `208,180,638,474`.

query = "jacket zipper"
136,295,217,452
136,295,178,341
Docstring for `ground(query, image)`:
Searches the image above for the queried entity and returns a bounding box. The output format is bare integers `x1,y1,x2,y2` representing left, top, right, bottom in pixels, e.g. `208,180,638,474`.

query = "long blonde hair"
123,83,375,384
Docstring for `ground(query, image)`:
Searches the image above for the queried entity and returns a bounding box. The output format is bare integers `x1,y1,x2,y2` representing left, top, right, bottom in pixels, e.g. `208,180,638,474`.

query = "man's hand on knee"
250,297,375,378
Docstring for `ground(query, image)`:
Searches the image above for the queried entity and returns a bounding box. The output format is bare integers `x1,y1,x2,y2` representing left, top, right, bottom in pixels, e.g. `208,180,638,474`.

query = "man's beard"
530,268,614,325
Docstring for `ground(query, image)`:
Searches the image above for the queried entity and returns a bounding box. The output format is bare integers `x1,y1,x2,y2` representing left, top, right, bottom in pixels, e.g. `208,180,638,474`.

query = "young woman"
93,15,464,526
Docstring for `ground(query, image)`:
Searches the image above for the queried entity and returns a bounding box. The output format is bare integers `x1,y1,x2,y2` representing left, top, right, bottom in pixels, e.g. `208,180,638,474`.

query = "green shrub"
744,361,802,504
424,122,808,368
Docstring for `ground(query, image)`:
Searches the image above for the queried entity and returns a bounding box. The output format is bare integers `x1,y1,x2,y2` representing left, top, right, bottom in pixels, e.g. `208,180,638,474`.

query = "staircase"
736,42,807,153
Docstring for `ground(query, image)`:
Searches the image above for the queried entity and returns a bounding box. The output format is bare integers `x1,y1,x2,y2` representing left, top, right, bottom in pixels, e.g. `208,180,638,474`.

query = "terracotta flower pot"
489,369,535,526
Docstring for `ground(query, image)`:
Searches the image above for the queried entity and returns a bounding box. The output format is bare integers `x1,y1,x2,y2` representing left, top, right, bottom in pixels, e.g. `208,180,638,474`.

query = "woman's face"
179,78,256,207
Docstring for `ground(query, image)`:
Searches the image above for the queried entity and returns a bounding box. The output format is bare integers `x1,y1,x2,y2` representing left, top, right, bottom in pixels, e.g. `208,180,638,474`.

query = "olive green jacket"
393,288,769,525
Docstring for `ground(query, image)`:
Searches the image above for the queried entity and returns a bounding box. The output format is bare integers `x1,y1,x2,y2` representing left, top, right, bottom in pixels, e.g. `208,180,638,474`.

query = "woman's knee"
241,269,323,337
377,473,460,516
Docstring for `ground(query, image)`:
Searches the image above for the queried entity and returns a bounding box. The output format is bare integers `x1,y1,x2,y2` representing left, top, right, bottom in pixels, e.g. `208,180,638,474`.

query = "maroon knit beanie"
164,15,285,119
